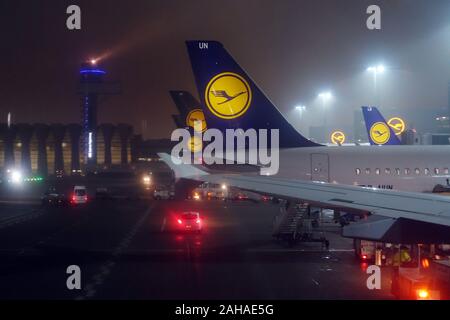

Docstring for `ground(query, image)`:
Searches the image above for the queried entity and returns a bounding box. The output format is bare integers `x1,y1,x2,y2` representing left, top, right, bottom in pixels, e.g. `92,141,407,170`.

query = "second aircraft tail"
362,106,401,145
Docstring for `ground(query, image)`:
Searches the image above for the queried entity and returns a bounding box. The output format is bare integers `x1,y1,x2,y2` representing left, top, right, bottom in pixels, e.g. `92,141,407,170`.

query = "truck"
153,186,175,200
354,239,378,261
192,182,228,200
393,244,450,300
354,240,450,299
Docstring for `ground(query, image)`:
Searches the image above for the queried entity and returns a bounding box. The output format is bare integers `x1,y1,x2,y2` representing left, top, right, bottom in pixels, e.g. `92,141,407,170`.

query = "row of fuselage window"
355,167,450,176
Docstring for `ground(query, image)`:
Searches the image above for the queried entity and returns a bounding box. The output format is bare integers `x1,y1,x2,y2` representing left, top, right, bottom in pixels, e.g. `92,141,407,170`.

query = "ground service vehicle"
354,239,379,261
194,182,228,200
71,186,88,205
154,186,175,200
42,187,68,207
354,240,450,299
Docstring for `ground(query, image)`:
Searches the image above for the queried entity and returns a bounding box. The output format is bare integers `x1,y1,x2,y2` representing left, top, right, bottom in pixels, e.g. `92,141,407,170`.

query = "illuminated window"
444,168,449,175
356,168,361,175
415,168,420,175
385,168,391,175
375,168,380,175
424,168,430,175
405,168,411,175
365,168,371,175
395,168,401,175
434,168,440,175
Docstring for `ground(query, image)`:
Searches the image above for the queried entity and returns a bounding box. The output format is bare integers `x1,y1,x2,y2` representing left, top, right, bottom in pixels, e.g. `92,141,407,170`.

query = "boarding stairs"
273,202,329,247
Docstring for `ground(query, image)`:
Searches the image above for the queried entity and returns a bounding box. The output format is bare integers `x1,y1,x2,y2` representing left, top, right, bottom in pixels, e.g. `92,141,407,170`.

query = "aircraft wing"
159,153,450,242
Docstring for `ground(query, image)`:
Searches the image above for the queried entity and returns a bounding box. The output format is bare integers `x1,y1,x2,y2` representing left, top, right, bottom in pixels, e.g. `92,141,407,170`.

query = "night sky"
1,0,450,138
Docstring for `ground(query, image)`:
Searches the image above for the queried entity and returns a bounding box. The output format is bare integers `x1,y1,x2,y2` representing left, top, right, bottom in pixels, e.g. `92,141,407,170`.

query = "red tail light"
196,219,201,224
177,219,183,225
417,289,430,300
362,255,367,260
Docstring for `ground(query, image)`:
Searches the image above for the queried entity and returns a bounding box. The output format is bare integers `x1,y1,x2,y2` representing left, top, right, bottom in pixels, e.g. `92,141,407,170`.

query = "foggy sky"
1,0,450,138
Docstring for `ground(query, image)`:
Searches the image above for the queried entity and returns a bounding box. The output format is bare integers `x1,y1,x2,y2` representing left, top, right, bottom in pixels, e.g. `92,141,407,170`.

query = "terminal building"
0,123,139,176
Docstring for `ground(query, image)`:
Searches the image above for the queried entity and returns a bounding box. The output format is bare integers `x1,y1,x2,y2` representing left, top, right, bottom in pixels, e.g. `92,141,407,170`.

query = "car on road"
177,212,202,233
71,186,88,205
233,192,249,201
42,187,68,207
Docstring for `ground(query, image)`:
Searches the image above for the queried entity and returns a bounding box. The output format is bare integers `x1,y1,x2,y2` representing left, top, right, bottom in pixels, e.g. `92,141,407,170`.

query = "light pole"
367,64,385,107
318,92,332,128
295,105,306,131
295,105,306,116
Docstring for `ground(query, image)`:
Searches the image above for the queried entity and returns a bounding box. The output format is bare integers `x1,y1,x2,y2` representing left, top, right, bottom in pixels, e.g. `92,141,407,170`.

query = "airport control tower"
78,61,120,169
79,62,106,167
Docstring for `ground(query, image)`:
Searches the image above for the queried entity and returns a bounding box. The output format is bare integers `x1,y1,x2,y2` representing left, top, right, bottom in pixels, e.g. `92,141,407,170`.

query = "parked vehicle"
71,186,88,205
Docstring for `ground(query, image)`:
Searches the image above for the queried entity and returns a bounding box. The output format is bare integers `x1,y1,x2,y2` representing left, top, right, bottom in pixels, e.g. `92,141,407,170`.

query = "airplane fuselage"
277,145,450,193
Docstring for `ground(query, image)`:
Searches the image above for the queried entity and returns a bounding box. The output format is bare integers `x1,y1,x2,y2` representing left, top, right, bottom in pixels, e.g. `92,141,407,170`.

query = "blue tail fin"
362,107,401,145
185,41,321,148
169,90,207,131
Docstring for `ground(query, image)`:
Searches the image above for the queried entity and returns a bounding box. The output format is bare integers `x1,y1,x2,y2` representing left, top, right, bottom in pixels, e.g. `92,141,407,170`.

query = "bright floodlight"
367,64,385,73
10,170,22,184
142,175,151,185
295,105,306,111
221,184,228,190
318,92,332,100
90,59,97,65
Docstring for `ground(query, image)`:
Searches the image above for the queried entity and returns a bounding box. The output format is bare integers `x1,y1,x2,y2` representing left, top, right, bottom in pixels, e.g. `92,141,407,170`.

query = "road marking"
0,210,45,229
247,248,354,253
328,249,354,252
0,200,41,205
16,209,93,257
75,204,154,300
161,217,166,232
186,241,191,261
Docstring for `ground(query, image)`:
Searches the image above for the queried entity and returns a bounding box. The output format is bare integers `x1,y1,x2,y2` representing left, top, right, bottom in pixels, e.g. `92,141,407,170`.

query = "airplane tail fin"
185,41,321,148
362,107,401,145
171,114,183,128
169,91,201,117
169,90,207,132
